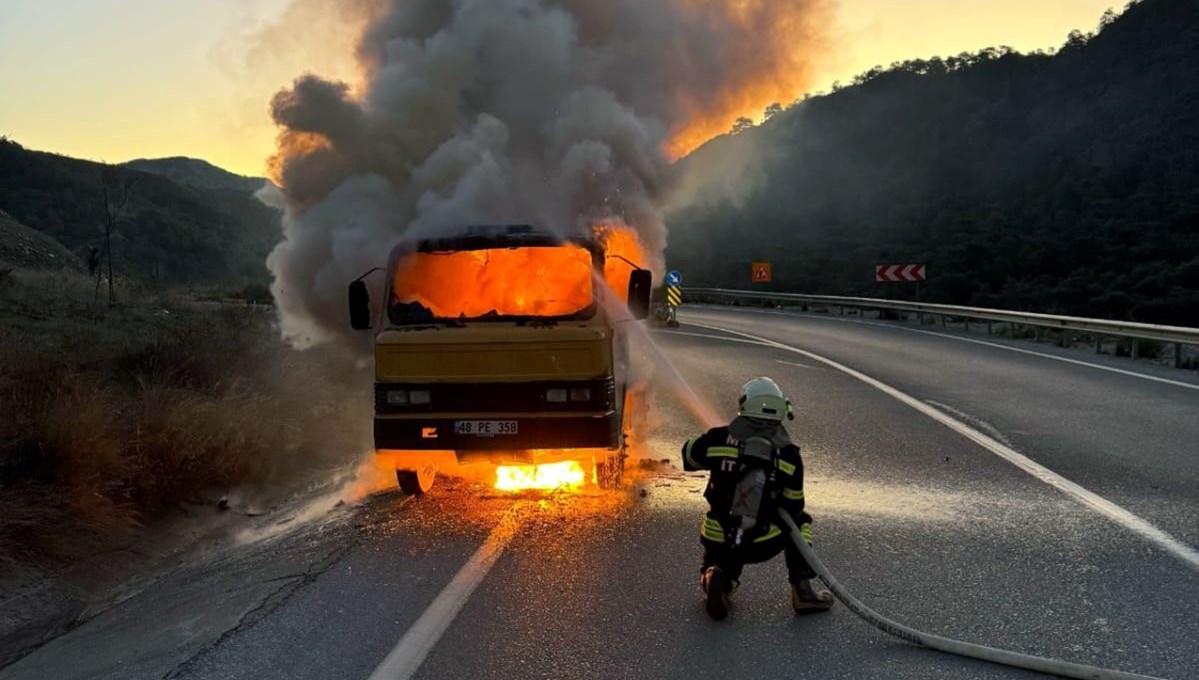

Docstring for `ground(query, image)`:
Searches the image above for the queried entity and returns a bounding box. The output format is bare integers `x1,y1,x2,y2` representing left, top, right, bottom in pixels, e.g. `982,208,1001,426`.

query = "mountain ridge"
123,156,268,194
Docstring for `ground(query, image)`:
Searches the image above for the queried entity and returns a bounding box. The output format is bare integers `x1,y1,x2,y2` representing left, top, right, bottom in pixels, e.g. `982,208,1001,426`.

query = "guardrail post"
1131,339,1139,360
1174,342,1183,368
1033,327,1040,343
964,318,970,332
940,314,947,328
986,321,992,335
1094,335,1102,354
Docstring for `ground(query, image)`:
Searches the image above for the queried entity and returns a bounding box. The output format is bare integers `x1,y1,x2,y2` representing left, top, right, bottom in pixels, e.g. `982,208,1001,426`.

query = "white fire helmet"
738,377,794,422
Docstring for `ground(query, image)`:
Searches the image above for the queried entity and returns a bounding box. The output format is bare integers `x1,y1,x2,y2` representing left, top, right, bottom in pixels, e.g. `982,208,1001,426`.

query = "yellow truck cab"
347,225,651,493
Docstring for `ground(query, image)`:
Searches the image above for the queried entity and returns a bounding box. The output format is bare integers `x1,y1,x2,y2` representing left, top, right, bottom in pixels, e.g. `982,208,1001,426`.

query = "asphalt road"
3,308,1196,680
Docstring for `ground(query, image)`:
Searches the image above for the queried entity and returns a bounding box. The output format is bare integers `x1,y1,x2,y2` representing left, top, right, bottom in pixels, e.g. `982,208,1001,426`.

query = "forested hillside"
0,139,279,287
668,0,1199,324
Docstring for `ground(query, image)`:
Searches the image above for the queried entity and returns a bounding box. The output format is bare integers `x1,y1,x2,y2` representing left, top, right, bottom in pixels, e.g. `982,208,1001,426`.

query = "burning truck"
347,225,652,494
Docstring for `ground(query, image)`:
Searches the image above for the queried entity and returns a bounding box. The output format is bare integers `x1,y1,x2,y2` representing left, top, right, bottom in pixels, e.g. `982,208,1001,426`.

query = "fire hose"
777,509,1170,680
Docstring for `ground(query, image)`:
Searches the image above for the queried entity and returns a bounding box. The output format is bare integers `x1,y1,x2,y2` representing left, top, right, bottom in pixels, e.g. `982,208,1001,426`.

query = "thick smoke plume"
263,0,831,348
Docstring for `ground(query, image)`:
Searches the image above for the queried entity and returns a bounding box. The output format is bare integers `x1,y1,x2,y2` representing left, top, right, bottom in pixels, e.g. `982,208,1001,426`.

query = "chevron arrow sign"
874,264,926,282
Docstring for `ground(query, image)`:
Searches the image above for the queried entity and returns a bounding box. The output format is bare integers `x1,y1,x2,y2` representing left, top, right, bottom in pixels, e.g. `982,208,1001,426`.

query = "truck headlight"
387,390,409,405
546,388,567,403
409,390,431,405
569,388,591,402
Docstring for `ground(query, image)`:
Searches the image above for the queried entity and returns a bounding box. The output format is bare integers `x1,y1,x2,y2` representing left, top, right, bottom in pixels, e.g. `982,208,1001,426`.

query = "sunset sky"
0,0,1121,177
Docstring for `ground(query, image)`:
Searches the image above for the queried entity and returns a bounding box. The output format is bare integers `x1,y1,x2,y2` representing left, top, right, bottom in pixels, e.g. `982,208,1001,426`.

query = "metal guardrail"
685,287,1199,367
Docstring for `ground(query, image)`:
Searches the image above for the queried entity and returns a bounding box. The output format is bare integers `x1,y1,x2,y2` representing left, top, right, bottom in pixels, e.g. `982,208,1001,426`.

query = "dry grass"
0,269,370,564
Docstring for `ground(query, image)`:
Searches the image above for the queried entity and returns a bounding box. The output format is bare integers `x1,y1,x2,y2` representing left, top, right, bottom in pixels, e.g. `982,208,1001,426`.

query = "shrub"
0,271,370,564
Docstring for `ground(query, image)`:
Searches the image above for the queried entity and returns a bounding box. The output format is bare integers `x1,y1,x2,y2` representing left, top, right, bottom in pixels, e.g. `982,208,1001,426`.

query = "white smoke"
263,0,830,348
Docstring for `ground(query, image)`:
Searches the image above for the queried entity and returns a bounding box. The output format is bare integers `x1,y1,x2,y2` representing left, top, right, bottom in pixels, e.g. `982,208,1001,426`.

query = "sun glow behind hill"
0,1,1119,176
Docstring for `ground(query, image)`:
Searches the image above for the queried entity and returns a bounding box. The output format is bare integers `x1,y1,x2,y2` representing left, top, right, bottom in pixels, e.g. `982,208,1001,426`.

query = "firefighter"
682,377,834,620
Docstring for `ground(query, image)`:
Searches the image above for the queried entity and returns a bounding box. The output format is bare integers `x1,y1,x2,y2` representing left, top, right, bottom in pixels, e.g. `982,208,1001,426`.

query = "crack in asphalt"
162,540,355,680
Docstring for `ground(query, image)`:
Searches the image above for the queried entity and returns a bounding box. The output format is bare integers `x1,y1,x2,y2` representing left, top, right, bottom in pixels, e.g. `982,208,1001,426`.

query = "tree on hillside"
730,117,754,134
98,165,133,304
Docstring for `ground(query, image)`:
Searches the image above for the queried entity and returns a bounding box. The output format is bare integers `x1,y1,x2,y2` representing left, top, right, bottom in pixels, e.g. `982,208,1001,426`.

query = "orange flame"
392,245,595,318
596,225,649,303
495,461,588,491
663,0,831,160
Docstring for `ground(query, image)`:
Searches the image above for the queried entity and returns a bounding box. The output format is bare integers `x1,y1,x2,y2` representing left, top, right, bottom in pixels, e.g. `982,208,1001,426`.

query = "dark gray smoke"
262,0,830,348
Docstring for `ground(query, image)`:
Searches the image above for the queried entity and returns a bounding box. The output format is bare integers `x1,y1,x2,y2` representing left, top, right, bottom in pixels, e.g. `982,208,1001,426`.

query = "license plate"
454,420,518,436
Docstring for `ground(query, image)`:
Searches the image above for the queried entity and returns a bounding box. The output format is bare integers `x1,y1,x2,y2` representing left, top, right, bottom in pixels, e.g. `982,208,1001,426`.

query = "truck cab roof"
409,225,598,255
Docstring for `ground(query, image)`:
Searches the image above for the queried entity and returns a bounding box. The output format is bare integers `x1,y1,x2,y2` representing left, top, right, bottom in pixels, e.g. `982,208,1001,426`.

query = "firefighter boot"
790,579,834,614
701,566,730,620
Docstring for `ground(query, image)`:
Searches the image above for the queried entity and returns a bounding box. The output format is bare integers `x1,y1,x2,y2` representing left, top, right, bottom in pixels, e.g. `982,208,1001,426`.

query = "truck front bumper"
374,412,621,451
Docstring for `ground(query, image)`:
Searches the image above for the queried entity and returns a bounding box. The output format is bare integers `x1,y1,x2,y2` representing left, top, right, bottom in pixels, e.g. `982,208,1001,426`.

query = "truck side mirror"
348,280,372,330
627,269,652,320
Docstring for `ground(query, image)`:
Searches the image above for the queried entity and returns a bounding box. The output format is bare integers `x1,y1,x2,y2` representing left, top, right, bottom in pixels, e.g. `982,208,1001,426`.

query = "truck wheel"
396,463,436,495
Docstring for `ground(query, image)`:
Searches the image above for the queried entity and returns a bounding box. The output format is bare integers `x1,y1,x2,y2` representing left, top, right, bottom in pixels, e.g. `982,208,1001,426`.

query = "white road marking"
654,329,772,347
775,359,823,370
367,505,528,680
692,306,1199,392
690,321,1199,573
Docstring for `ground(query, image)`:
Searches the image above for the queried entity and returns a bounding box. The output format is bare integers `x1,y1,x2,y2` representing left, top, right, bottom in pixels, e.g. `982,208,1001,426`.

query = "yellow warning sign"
666,285,682,307
752,261,772,283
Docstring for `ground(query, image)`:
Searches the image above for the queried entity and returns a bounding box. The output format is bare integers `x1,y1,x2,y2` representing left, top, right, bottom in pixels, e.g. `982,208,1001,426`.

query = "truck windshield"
389,244,596,324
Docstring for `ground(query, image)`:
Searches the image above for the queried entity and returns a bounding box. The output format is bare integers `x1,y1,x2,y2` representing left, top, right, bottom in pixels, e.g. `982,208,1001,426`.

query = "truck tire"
396,464,436,495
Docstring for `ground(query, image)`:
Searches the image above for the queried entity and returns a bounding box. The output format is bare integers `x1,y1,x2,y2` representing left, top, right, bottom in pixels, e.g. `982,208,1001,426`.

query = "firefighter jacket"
681,418,813,546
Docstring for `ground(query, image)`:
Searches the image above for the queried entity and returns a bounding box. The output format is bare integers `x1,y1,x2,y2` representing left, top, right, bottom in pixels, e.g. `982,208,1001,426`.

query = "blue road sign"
666,270,683,287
